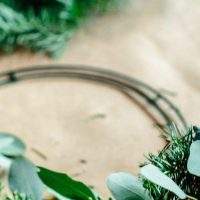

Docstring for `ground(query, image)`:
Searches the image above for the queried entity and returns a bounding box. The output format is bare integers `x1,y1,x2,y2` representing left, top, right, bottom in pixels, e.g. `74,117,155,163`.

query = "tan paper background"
0,0,200,197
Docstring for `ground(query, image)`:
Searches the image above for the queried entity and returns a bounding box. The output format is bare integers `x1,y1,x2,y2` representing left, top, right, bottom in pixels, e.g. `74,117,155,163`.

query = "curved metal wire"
0,65,188,131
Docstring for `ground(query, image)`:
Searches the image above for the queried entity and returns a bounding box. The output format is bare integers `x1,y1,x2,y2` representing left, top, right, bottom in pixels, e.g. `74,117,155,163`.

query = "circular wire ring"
0,65,188,132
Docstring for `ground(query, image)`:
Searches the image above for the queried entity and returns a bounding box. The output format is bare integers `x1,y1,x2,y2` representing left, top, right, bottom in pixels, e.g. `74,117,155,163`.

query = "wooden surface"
0,0,200,197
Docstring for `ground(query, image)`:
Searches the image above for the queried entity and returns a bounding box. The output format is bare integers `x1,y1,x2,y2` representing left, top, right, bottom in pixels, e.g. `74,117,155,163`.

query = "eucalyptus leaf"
140,164,186,199
0,133,26,157
107,172,152,200
0,155,12,168
8,157,44,200
38,167,96,200
187,140,200,176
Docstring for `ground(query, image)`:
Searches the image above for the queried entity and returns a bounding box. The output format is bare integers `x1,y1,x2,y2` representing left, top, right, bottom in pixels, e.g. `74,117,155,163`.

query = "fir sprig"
0,0,118,57
141,126,200,199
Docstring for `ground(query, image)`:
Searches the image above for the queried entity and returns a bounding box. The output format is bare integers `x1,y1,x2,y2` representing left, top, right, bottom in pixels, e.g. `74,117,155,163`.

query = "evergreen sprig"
0,0,117,57
1,126,200,200
141,126,200,199
0,185,31,200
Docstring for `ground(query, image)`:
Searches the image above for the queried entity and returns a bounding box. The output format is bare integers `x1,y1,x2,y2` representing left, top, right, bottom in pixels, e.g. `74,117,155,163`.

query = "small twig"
31,148,47,161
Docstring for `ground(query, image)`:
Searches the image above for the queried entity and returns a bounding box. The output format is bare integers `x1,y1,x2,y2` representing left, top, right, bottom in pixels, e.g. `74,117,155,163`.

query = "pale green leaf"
187,140,200,176
9,157,44,200
107,172,152,200
140,164,186,199
0,133,26,157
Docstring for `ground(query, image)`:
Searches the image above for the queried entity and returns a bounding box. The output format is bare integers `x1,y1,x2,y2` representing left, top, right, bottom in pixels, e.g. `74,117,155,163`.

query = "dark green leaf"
38,167,96,200
8,157,44,200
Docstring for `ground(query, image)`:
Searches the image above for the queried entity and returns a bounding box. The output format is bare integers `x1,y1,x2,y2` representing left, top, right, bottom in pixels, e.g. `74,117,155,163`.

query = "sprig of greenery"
141,126,200,199
108,125,200,200
0,184,31,200
0,0,119,57
1,125,200,200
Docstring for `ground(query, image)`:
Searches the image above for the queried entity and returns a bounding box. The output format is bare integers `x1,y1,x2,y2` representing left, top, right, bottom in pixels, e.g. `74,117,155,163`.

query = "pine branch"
141,126,200,199
0,0,119,57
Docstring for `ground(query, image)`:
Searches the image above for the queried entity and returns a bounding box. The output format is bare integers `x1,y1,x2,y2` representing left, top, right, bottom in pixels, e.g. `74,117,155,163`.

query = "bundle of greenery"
0,0,118,57
108,125,200,200
1,125,200,200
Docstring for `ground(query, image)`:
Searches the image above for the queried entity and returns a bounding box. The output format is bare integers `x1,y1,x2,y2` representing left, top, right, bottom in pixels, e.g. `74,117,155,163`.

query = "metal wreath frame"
0,65,188,132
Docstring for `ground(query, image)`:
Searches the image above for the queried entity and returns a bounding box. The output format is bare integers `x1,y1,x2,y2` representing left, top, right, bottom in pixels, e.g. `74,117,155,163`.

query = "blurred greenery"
0,0,119,57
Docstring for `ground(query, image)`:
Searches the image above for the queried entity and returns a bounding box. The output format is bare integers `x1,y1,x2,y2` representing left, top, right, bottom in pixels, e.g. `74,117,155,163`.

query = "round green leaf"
0,133,26,156
187,140,200,176
140,164,186,199
107,172,152,200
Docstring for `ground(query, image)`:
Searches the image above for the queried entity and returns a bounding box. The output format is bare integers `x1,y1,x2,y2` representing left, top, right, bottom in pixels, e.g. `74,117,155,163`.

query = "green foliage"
3,193,32,200
107,172,152,200
0,0,118,57
140,164,186,199
0,133,26,157
38,167,97,200
141,126,200,199
1,126,200,200
9,157,43,200
107,126,200,200
0,184,32,200
0,132,98,200
187,140,200,176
